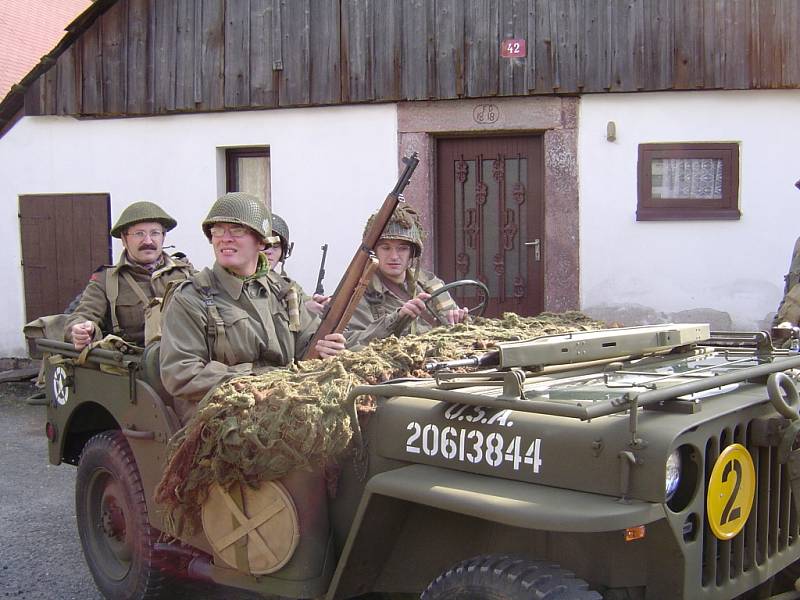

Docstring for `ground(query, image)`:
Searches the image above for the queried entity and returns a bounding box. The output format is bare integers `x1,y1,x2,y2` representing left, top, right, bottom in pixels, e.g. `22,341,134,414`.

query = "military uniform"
344,269,458,350
160,261,319,422
279,269,312,302
64,252,193,346
775,237,800,325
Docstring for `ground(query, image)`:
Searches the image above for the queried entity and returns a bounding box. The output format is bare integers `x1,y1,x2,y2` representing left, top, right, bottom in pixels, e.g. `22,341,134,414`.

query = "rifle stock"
303,152,419,360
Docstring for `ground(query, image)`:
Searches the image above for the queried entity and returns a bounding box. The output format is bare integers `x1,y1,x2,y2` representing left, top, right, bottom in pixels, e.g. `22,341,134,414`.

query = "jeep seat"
139,341,171,403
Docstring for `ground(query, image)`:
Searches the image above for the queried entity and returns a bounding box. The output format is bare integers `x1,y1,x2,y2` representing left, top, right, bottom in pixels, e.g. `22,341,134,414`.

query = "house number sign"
473,104,500,124
501,38,526,58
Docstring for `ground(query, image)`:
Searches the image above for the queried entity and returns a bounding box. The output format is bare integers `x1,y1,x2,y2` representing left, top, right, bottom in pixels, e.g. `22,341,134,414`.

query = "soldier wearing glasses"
159,192,345,423
65,201,193,350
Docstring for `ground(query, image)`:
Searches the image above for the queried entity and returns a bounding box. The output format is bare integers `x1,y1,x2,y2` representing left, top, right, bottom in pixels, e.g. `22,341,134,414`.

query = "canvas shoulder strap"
192,270,236,364
105,269,122,335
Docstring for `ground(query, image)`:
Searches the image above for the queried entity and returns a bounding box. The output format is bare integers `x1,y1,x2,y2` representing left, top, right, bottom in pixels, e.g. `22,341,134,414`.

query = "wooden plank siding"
22,0,800,119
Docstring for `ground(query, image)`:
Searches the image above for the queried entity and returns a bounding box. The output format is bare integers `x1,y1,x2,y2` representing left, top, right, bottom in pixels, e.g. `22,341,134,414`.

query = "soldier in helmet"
772,184,800,336
344,204,468,350
774,236,800,328
159,192,345,423
265,212,330,316
65,201,193,350
264,212,294,273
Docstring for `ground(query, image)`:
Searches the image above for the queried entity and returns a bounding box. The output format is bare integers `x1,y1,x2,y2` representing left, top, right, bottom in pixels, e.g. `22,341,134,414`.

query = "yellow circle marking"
707,443,755,540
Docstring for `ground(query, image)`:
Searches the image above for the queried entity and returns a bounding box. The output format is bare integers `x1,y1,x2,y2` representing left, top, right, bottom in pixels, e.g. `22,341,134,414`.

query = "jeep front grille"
701,420,799,587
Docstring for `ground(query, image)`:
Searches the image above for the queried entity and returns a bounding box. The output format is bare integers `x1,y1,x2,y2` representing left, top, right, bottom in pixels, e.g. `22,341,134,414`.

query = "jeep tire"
76,431,171,600
421,554,601,600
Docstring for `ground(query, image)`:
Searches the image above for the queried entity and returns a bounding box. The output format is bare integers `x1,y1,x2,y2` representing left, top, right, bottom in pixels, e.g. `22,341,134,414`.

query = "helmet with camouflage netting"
364,204,425,257
271,213,293,260
110,201,178,239
202,192,273,242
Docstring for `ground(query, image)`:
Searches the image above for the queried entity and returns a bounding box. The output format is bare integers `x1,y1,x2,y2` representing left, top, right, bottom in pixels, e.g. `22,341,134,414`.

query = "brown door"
20,194,111,324
436,136,544,318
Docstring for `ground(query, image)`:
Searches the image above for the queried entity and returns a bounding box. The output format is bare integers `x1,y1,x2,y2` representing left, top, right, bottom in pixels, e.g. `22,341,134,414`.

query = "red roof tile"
0,0,90,100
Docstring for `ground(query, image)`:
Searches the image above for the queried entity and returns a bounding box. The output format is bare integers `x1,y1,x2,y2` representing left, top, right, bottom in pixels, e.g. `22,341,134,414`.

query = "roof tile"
0,0,90,100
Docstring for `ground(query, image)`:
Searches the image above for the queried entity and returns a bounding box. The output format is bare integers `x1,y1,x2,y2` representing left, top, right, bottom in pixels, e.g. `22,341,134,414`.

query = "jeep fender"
326,464,665,599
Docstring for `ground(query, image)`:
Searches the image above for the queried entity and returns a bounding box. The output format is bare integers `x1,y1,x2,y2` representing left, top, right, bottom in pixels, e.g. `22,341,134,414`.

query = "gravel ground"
0,380,262,600
0,381,99,599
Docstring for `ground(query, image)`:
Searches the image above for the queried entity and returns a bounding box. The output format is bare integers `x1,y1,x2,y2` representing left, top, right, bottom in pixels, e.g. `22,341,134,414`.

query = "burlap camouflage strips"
155,311,603,534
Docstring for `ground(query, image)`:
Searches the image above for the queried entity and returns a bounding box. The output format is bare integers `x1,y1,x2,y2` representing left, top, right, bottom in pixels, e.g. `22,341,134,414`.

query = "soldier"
264,212,294,273
159,192,345,422
65,201,193,350
344,205,468,350
774,236,800,327
266,212,330,316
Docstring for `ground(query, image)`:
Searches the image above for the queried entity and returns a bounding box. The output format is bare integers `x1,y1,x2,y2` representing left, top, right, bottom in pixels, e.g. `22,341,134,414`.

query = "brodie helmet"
110,201,177,239
270,213,294,261
202,192,274,242
364,204,425,257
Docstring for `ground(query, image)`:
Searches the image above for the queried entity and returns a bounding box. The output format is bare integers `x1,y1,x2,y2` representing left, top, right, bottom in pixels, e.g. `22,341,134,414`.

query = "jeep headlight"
665,449,682,501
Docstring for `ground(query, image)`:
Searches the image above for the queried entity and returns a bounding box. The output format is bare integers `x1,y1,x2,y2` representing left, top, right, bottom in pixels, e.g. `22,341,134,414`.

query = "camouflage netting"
155,311,603,534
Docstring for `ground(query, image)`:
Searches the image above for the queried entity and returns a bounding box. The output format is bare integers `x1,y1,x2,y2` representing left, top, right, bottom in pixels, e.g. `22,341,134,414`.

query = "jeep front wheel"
421,554,601,600
76,431,170,600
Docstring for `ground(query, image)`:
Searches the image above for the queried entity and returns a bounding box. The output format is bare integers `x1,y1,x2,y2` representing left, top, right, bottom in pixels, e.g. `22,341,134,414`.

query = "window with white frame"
226,147,271,207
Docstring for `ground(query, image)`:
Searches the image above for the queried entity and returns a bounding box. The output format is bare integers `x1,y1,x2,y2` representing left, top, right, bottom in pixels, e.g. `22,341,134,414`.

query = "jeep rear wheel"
76,431,170,600
421,554,601,600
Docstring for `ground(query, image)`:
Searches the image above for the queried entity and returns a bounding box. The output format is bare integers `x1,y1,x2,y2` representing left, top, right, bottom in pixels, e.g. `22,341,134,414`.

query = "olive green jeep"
39,323,800,600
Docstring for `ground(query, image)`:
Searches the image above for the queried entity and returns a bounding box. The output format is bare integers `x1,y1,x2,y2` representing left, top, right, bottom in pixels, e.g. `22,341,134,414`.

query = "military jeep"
39,323,800,599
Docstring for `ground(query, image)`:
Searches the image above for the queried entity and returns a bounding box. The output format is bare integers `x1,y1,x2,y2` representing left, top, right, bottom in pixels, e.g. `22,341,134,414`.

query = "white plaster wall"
579,90,800,329
0,104,398,356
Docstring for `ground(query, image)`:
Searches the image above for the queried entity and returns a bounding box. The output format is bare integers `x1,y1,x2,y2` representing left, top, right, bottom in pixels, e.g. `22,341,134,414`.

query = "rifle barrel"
314,243,328,296
424,350,500,372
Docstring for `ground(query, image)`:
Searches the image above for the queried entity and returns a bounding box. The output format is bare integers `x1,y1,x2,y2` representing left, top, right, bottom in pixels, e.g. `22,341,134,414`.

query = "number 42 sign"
501,38,526,58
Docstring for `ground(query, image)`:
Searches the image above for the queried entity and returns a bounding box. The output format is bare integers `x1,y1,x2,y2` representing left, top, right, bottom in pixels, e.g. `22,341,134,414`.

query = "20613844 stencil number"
405,421,542,473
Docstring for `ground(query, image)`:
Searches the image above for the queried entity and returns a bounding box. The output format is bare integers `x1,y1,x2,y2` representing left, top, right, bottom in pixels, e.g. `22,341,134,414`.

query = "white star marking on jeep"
53,367,69,406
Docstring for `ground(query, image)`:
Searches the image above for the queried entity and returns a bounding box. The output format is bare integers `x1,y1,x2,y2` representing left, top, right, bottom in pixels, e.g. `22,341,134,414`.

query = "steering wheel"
424,279,489,325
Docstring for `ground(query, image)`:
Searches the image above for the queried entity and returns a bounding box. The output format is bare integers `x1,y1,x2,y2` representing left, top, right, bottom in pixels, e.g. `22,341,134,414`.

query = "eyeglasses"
209,225,250,238
126,229,164,240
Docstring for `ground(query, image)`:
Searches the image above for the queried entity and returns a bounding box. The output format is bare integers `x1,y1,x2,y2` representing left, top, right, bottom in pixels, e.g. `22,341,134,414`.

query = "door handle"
524,239,541,261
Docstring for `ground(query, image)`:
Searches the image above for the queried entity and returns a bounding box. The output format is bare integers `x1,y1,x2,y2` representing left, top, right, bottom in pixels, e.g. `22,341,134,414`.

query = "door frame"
397,96,579,313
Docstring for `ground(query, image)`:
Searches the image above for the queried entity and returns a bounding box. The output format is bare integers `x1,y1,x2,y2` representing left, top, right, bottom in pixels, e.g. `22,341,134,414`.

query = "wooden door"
436,136,544,318
20,194,111,324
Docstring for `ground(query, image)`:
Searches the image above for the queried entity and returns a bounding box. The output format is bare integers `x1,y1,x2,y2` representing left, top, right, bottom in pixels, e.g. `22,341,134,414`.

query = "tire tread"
421,554,602,600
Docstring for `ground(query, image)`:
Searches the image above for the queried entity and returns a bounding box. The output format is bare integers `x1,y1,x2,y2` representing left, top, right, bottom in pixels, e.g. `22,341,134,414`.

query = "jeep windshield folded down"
40,324,800,600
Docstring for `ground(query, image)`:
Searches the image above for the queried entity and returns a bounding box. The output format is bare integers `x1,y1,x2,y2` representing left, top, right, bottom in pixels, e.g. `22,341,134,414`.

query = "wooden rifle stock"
303,152,419,359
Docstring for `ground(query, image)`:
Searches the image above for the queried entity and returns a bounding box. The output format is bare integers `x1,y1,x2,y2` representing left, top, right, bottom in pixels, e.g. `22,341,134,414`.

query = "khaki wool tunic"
344,269,457,350
64,252,193,346
775,236,800,325
159,262,319,421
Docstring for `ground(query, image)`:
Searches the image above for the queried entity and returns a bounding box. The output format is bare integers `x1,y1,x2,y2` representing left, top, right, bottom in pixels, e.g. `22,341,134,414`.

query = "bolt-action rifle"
314,244,328,296
303,152,419,359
